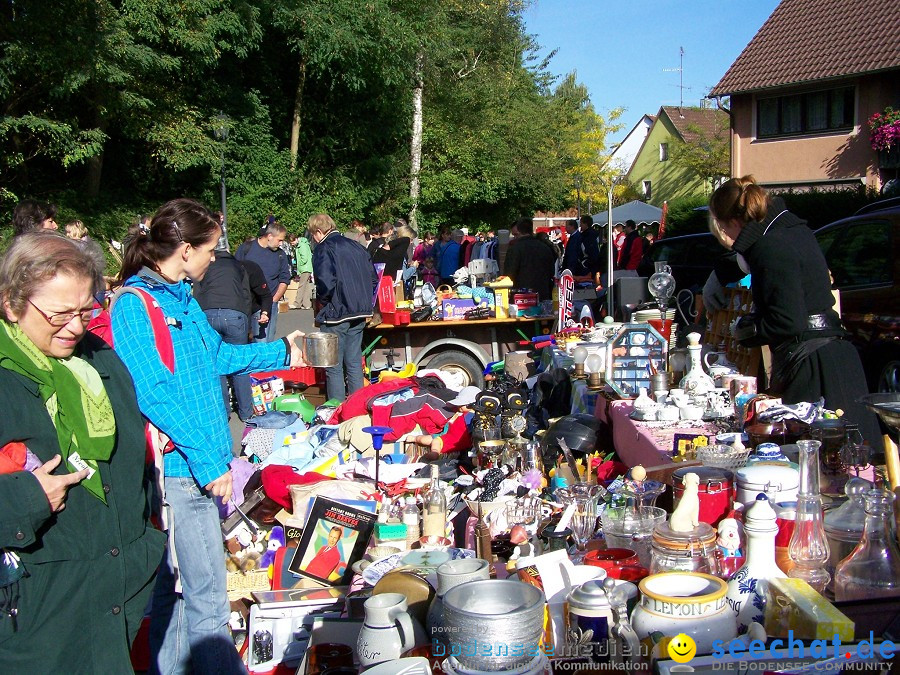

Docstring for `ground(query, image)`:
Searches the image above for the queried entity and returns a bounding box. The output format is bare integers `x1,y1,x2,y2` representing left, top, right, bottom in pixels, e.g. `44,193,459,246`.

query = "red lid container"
672,466,734,526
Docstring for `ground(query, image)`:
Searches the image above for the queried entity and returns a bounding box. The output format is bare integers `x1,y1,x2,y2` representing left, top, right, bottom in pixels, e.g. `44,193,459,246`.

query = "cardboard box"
494,289,510,318
442,298,477,320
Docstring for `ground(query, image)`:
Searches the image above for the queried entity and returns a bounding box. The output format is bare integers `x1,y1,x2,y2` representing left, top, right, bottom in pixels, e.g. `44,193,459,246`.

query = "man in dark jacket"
308,213,378,400
503,217,558,300
579,215,603,281
235,220,291,342
194,248,273,421
561,219,586,276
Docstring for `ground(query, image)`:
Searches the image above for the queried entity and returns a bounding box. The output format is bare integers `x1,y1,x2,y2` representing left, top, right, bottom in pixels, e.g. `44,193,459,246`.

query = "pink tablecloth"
594,396,719,470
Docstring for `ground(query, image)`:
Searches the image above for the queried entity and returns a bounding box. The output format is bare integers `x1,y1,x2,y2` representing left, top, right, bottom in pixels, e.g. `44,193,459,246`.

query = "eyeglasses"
27,299,95,327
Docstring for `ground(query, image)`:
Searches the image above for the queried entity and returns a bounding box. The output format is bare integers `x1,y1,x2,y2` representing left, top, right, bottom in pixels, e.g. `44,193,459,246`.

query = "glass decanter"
788,439,831,593
834,489,900,601
648,261,676,319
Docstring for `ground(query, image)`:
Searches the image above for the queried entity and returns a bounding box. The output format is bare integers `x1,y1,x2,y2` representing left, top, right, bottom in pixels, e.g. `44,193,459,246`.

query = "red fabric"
438,415,472,454
333,377,419,422
260,465,333,509
0,441,27,474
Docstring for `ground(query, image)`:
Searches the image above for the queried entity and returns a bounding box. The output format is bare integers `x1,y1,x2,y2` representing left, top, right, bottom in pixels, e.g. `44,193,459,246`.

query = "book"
287,496,377,586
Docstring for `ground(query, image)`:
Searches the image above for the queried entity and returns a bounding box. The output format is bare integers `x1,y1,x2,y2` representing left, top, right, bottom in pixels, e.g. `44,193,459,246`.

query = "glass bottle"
788,440,831,593
402,496,420,549
834,489,900,601
422,464,447,539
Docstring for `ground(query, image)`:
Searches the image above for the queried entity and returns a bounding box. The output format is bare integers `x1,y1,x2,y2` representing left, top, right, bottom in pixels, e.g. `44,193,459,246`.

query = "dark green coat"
0,334,166,673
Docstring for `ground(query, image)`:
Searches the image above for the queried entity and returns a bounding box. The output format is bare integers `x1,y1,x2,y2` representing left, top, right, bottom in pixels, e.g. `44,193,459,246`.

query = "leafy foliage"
0,0,620,248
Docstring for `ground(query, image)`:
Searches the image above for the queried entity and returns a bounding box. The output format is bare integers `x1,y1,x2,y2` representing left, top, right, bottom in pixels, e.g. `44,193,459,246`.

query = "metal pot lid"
735,462,799,490
567,579,611,610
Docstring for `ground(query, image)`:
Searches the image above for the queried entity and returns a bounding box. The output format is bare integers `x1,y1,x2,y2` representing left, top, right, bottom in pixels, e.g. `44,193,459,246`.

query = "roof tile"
710,0,900,95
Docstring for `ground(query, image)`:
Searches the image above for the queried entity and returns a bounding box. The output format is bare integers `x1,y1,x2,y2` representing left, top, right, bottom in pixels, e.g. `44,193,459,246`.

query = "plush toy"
259,526,285,569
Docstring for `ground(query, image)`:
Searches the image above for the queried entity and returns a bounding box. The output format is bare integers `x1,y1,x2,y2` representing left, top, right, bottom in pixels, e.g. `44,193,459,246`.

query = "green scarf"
0,322,115,503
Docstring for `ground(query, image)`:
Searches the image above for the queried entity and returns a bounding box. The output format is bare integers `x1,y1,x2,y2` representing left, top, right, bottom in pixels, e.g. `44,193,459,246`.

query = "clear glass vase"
834,489,900,601
788,439,831,593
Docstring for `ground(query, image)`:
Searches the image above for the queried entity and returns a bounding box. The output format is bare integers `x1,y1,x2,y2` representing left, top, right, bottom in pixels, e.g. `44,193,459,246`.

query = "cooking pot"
300,332,339,368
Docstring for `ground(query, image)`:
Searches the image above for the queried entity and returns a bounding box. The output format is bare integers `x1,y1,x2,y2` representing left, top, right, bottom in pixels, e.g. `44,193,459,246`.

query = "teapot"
357,593,423,668
703,351,739,386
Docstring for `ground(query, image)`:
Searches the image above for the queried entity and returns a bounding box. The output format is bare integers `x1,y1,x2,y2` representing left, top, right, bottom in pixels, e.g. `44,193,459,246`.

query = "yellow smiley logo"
667,633,696,663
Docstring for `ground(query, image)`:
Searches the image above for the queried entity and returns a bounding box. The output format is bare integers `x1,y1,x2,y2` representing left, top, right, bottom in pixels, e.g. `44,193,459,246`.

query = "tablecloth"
594,396,719,470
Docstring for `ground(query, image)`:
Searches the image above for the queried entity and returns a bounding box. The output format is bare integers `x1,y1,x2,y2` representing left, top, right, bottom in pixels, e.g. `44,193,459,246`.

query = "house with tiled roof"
625,105,730,206
710,0,900,192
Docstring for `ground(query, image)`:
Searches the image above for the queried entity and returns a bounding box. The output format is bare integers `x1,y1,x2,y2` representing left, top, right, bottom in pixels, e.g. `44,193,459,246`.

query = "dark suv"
815,201,900,392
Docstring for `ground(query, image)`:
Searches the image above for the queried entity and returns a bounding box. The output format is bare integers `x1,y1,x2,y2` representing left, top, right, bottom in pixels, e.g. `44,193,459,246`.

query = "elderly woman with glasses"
0,231,166,672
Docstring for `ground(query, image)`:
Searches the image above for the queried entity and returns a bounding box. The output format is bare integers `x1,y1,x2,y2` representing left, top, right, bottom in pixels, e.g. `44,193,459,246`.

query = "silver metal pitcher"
301,332,339,368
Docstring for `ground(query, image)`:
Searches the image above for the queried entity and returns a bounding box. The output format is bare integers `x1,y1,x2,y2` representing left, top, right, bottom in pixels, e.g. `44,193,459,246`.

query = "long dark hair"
118,198,220,283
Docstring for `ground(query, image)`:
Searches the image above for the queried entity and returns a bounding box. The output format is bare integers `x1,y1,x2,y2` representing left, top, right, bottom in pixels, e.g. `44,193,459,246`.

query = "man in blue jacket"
308,213,378,400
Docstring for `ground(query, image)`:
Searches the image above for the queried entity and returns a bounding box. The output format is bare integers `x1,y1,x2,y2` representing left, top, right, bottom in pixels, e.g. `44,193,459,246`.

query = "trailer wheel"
425,350,484,388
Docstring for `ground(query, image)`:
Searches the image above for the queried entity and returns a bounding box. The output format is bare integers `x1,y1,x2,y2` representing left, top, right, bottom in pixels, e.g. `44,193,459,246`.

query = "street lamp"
604,174,622,318
213,113,230,249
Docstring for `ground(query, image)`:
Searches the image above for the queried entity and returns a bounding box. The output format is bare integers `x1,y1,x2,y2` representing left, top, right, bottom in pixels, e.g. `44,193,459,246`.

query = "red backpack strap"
110,287,175,374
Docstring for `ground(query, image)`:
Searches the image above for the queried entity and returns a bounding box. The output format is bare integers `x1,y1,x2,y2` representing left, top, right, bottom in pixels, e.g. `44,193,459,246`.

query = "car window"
821,219,892,288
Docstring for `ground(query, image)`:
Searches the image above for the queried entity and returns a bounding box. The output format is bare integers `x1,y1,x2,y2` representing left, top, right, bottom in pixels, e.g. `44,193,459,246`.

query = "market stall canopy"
591,200,663,227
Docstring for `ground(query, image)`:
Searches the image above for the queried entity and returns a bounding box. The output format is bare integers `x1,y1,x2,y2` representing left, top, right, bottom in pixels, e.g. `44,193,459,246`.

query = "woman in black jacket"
709,176,879,445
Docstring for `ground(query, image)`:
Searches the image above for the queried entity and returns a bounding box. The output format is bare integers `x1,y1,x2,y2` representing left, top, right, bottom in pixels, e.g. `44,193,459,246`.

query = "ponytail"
118,198,220,284
709,175,769,227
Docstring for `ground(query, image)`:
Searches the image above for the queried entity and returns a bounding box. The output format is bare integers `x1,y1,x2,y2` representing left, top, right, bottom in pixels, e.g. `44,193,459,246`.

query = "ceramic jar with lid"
631,572,737,655
672,466,733,526
565,579,614,663
649,521,722,577
748,443,790,464
734,462,799,509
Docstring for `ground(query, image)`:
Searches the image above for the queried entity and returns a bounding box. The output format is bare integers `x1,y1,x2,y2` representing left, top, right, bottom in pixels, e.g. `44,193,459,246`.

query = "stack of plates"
632,308,677,351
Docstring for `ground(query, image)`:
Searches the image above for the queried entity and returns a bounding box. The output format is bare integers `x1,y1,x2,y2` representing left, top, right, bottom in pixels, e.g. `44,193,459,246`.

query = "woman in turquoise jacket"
111,199,305,675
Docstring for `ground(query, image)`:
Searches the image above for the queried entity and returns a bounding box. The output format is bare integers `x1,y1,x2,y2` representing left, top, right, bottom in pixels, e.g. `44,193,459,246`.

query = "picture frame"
288,496,377,586
605,322,668,399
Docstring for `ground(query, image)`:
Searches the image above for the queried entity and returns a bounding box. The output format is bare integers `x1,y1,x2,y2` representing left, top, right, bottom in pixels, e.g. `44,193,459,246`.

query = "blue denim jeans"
204,309,253,421
320,319,365,401
250,302,279,343
149,476,244,675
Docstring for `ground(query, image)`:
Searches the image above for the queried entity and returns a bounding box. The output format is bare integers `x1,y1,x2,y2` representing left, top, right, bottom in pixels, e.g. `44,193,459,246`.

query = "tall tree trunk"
84,117,108,199
289,58,307,171
408,50,424,230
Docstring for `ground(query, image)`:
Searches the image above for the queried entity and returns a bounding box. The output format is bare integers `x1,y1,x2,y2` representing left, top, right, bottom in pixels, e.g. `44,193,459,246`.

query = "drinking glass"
569,494,599,563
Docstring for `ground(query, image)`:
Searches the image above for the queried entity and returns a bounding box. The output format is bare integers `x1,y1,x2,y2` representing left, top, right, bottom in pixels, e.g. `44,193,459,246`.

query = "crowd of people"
0,187,875,671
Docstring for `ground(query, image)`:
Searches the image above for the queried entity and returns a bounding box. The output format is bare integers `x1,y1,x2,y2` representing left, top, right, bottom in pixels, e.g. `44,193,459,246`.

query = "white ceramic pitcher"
357,593,420,668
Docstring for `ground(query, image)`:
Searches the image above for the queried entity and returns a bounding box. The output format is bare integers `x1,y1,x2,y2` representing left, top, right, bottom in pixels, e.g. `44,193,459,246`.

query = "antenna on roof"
663,47,688,114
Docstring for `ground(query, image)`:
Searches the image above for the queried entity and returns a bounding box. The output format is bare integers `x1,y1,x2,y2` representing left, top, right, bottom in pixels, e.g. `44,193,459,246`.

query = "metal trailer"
363,316,554,388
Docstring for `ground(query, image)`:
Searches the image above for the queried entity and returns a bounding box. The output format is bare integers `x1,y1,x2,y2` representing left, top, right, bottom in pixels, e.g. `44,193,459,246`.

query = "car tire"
425,350,485,389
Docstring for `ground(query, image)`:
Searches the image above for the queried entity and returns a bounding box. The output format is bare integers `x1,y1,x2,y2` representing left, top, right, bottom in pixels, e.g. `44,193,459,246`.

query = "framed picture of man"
288,497,377,586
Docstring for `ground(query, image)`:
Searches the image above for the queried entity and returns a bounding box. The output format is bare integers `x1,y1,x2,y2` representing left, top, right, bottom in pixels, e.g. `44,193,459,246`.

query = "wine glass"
569,494,598,563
